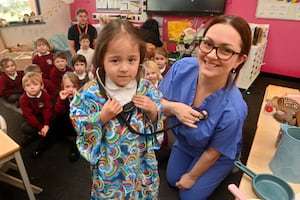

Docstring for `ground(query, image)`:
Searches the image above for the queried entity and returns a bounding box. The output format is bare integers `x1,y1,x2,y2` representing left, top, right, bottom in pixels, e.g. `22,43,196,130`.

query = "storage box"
0,34,33,71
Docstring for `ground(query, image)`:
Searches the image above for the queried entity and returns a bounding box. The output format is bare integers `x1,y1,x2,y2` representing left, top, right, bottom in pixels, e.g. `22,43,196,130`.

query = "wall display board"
256,0,300,21
93,0,147,26
96,0,142,13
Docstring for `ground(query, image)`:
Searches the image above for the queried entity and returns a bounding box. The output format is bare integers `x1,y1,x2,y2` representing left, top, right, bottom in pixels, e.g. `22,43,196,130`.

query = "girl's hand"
175,173,197,190
132,95,156,113
59,90,70,100
100,98,122,124
132,95,158,121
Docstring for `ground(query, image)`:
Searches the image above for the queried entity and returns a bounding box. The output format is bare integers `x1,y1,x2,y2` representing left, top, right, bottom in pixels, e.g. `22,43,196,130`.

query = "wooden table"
0,129,43,200
239,85,300,198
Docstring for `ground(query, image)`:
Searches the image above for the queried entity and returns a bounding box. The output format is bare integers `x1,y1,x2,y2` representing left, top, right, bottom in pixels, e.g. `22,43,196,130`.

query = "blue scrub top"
158,57,247,160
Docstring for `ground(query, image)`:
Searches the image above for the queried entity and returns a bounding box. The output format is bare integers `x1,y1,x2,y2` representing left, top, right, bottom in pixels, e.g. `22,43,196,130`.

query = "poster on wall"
256,0,300,21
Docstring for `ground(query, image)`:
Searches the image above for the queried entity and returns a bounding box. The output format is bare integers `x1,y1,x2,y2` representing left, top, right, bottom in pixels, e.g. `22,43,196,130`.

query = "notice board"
256,0,300,21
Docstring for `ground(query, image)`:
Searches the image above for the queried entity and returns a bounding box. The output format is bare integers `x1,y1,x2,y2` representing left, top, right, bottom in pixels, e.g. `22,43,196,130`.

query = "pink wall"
70,0,300,78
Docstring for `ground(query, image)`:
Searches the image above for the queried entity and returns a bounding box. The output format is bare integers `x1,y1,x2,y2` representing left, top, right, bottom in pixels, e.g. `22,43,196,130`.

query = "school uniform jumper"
32,52,55,79
0,71,23,97
19,90,53,133
49,66,73,92
158,57,248,200
70,79,164,200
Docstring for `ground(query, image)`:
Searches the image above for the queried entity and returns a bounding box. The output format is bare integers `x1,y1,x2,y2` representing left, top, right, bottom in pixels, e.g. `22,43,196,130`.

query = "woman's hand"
163,100,202,128
176,173,197,190
132,95,158,121
100,98,122,124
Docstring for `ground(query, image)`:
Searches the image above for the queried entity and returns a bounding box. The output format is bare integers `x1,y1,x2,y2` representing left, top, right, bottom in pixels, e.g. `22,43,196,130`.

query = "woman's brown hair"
203,15,252,84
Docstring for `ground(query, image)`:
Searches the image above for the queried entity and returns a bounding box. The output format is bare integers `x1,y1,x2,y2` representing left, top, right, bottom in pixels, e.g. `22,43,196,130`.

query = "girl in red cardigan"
0,57,24,106
53,72,81,161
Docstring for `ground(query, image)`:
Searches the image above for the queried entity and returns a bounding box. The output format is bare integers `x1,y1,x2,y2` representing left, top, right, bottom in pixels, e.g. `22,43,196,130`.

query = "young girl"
70,19,164,199
0,57,24,105
32,37,55,80
153,46,170,77
71,54,89,87
54,72,80,161
143,60,162,87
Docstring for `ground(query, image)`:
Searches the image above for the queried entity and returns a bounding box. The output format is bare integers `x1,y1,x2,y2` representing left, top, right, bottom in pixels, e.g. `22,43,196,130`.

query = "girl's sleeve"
69,85,106,164
147,83,164,149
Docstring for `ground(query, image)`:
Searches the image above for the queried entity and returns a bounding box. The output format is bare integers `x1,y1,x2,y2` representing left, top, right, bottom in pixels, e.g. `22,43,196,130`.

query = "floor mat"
0,99,22,114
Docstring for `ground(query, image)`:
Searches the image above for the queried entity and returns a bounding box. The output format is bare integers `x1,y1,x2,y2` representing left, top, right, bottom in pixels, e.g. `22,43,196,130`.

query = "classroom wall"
69,0,300,78
1,0,297,78
0,0,71,49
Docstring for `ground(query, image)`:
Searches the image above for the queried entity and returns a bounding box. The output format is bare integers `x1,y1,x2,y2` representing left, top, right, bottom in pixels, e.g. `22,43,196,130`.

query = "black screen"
146,0,226,16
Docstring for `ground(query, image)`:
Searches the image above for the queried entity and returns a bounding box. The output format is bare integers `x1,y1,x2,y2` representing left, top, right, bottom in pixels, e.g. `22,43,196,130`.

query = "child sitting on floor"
50,52,73,94
154,46,170,77
76,33,95,79
32,37,55,80
53,72,81,161
0,57,24,106
143,60,162,87
24,64,57,102
71,54,89,87
19,72,54,157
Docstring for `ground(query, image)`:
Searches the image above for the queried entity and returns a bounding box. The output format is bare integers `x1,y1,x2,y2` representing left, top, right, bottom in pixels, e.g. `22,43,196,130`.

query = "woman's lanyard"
77,24,88,35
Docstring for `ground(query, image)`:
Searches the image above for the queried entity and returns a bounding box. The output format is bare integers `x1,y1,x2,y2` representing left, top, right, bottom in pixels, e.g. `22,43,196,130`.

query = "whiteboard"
256,0,300,21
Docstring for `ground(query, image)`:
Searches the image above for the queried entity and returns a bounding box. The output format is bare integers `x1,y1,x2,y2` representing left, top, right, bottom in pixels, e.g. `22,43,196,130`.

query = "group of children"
0,18,171,198
0,33,96,161
0,27,170,160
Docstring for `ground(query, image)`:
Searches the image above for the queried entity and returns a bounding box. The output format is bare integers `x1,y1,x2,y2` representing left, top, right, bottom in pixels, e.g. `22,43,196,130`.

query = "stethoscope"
95,68,209,136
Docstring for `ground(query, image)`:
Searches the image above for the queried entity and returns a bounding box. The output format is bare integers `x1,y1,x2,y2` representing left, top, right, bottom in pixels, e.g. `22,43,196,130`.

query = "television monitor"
146,0,226,16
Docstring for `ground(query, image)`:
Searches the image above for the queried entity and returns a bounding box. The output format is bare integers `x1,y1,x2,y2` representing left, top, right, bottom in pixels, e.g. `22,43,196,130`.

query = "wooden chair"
0,115,43,200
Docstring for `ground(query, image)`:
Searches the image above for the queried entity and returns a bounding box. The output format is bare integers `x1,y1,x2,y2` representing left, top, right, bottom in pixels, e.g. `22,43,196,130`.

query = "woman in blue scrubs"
158,15,252,200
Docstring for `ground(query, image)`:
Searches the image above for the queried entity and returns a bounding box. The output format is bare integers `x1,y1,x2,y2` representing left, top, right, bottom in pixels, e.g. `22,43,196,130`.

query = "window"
0,0,40,23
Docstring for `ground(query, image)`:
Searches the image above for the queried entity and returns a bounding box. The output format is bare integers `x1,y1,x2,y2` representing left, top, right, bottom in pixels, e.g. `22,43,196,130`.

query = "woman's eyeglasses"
199,39,241,61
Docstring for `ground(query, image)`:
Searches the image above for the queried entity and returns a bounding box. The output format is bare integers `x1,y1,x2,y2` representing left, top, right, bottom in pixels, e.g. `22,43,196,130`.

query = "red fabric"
54,97,68,116
32,53,55,79
19,91,53,131
161,66,170,77
43,78,57,100
49,66,73,91
0,71,24,97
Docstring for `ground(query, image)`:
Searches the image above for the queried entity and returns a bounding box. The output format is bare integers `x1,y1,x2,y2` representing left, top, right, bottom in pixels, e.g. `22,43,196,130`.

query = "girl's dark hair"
203,15,252,84
93,19,146,84
71,54,87,66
